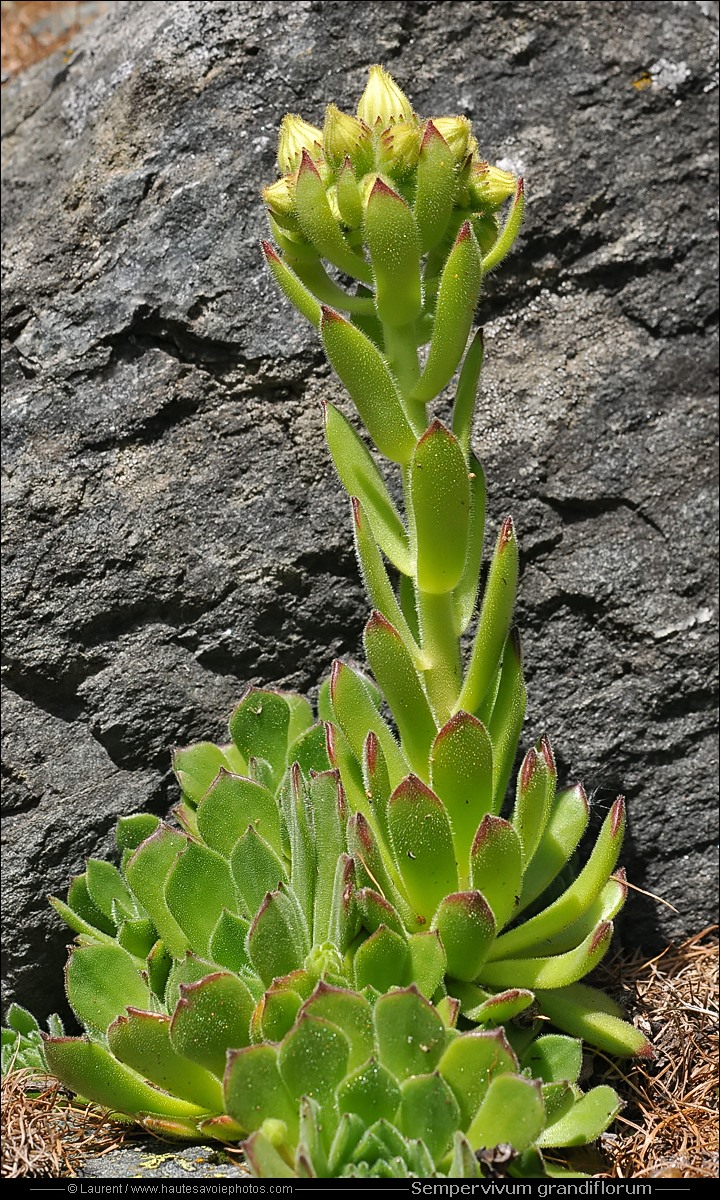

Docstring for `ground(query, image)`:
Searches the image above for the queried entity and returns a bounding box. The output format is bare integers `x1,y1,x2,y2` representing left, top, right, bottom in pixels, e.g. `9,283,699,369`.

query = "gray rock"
76,1139,249,1179
2,0,717,1020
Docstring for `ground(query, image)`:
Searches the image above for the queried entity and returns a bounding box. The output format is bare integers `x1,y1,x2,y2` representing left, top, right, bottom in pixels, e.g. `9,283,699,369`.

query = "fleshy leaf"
410,421,470,595
253,982,305,1043
230,827,288,916
410,224,483,403
457,517,519,716
489,799,625,959
470,815,524,931
407,930,447,999
197,772,282,858
534,983,654,1058
437,1027,518,1127
300,983,374,1071
537,1085,622,1147
487,630,527,811
261,242,322,328
516,784,589,915
365,178,422,328
387,775,457,923
430,712,494,885
521,1035,583,1085
66,943,151,1034
294,151,372,282
373,987,446,1080
287,723,331,777
466,1074,545,1153
278,1014,350,1103
431,891,495,982
351,499,417,643
229,690,292,789
165,840,239,958
247,887,309,987
413,121,460,253
338,1057,401,1125
453,454,487,633
243,1129,296,1178
116,814,161,854
364,612,436,776
224,1043,298,1137
209,911,253,977
108,1009,223,1110
452,330,484,461
481,178,525,274
43,1038,208,1121
173,741,245,807
330,659,408,788
321,309,416,465
512,743,556,867
124,825,189,958
296,771,344,944
353,924,410,993
170,972,254,1078
66,873,116,936
455,985,535,1025
397,1072,461,1161
478,921,614,990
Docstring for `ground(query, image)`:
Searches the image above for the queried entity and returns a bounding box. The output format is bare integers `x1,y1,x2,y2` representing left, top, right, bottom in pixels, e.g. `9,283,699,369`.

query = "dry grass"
596,926,719,1179
1,930,717,1178
0,1070,128,1178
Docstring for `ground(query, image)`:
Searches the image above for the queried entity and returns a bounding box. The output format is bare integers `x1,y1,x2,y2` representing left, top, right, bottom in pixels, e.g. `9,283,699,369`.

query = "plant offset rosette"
263,66,649,1058
40,690,448,1137
228,985,622,1179
38,695,621,1172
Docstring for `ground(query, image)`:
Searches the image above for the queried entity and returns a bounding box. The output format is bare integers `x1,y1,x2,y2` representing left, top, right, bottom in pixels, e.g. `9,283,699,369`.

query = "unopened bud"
262,175,295,216
356,64,413,129
277,113,323,175
378,118,421,179
432,116,472,162
323,104,372,171
471,163,517,210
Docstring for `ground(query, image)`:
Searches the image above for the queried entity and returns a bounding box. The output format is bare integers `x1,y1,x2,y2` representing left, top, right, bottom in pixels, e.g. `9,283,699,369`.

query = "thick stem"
382,321,425,431
401,464,462,721
416,590,463,725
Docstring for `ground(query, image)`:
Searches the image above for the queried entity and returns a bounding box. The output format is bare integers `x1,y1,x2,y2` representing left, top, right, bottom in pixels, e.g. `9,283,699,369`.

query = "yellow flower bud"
262,175,295,216
323,104,372,170
470,164,517,210
356,64,413,129
277,113,323,175
432,116,472,162
377,118,421,179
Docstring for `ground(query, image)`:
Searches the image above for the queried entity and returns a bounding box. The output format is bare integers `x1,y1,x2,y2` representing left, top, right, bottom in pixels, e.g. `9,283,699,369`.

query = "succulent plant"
38,691,445,1134
1,1005,63,1076
2,65,650,1177
36,690,625,1168
229,984,623,1179
262,66,650,1059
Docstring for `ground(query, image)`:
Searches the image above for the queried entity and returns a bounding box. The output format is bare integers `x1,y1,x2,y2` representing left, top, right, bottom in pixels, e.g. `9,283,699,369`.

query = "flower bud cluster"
264,65,518,271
